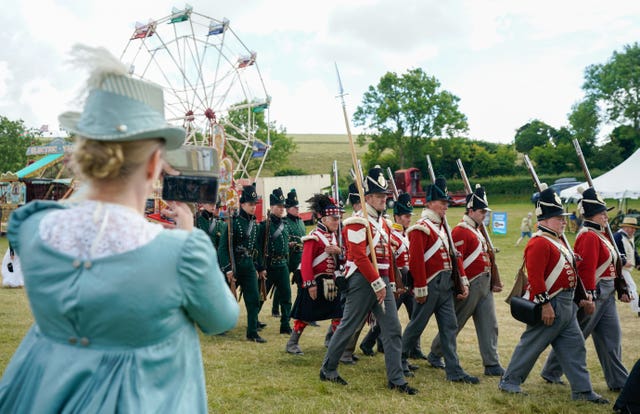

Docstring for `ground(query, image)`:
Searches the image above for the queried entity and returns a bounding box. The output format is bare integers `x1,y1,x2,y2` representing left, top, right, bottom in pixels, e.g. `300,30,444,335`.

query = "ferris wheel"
120,5,271,189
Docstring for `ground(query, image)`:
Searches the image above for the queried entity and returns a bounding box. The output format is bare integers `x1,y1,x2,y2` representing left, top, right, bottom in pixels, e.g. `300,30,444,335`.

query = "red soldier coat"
390,223,410,269
300,226,338,287
452,215,491,281
524,228,577,303
407,209,466,298
574,223,617,291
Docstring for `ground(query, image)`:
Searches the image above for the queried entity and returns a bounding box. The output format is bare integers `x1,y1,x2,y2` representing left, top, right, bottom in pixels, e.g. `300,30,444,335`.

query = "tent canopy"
15,154,63,179
560,148,640,200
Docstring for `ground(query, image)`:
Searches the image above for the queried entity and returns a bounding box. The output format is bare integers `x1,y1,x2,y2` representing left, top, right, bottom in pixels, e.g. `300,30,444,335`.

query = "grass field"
1,198,639,413
281,134,368,177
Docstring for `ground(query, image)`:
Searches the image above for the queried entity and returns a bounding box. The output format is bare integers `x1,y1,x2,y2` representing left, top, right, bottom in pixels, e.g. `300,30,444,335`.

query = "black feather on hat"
394,192,413,215
465,184,491,211
269,187,285,206
426,176,450,202
348,182,360,205
364,165,389,195
285,188,299,208
577,186,613,218
307,194,343,218
240,184,258,203
535,183,569,221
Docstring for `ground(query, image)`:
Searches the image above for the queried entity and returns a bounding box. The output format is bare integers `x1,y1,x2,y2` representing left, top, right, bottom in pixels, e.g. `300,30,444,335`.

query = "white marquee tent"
560,148,640,201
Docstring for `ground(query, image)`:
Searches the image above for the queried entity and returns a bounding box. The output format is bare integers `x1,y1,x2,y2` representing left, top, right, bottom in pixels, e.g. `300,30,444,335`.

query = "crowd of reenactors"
194,163,639,410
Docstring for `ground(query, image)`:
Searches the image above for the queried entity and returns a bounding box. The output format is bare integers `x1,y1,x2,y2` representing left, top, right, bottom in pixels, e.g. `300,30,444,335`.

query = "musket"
426,155,465,296
386,167,399,201
524,154,588,304
335,63,384,312
572,139,630,300
226,209,239,301
456,159,503,291
385,167,407,293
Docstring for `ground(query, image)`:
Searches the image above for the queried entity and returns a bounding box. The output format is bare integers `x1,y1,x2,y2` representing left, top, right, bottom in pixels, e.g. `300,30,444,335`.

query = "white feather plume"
68,44,128,99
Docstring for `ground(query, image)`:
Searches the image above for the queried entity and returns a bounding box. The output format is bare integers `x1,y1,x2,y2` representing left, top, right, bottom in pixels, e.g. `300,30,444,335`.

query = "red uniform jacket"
524,229,577,302
343,209,395,292
300,225,338,287
574,223,617,291
390,223,410,269
407,209,465,298
452,216,491,281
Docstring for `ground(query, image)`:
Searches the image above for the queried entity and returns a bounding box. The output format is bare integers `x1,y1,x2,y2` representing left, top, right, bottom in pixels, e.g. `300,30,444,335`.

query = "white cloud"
0,62,11,104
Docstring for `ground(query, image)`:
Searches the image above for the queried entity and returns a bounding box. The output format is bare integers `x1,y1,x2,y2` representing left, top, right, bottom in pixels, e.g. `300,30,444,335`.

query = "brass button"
84,261,92,269
68,337,78,345
72,260,81,268
80,337,90,346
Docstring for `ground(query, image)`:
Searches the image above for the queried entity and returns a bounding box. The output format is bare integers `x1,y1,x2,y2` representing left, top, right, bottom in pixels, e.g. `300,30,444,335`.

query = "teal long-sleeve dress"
0,201,239,413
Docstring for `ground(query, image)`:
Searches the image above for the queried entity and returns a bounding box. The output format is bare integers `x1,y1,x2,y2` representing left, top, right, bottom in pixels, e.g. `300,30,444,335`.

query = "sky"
2,0,640,144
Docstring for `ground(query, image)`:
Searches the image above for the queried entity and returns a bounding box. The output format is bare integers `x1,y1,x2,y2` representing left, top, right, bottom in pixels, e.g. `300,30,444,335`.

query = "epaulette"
301,234,318,243
391,223,404,232
406,223,430,236
343,216,368,227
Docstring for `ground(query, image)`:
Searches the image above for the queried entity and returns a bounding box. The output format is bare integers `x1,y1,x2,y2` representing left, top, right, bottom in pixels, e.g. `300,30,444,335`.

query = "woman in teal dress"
0,45,239,413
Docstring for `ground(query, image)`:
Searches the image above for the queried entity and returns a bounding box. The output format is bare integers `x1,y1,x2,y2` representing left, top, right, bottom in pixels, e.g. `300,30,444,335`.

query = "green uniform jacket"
256,214,290,269
195,210,221,249
284,213,306,272
217,209,262,273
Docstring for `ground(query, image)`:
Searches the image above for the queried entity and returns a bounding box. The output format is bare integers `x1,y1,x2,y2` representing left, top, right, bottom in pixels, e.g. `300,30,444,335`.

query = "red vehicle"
389,167,466,209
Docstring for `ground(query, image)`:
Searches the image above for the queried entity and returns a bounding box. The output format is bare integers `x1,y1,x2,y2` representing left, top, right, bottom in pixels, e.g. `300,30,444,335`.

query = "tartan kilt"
291,274,343,321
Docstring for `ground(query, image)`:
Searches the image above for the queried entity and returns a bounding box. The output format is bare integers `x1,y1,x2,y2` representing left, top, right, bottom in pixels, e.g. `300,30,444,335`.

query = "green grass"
283,133,368,176
1,199,639,413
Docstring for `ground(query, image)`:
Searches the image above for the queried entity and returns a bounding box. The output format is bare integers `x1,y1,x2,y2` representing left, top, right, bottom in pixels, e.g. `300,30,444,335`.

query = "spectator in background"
515,212,533,246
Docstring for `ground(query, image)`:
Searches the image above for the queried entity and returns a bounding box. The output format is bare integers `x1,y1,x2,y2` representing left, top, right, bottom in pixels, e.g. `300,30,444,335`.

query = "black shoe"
609,387,622,392
388,382,418,395
257,321,267,331
426,352,445,369
588,396,610,404
339,357,357,365
271,312,280,318
246,334,267,343
320,371,348,386
408,351,428,360
360,344,375,356
403,370,415,378
351,354,360,362
309,321,319,327
407,363,420,372
484,365,505,377
280,326,292,334
542,376,565,385
450,374,480,384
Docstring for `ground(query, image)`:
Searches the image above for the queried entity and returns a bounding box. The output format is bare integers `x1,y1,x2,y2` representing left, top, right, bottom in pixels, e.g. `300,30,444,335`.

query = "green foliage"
274,168,306,176
353,68,468,169
607,125,640,160
584,42,640,129
224,105,297,176
513,119,555,153
0,116,40,173
568,97,599,156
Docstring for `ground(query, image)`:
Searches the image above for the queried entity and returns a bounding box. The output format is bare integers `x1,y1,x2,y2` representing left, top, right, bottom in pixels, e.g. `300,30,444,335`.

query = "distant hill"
279,133,368,177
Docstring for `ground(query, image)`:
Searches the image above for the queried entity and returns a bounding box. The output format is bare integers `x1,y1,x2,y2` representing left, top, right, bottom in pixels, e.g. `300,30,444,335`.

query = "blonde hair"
72,138,164,180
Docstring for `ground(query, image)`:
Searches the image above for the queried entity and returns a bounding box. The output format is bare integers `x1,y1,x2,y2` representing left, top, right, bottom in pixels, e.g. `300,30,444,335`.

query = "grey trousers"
501,290,595,396
401,271,467,380
321,273,404,385
430,272,500,367
541,279,628,389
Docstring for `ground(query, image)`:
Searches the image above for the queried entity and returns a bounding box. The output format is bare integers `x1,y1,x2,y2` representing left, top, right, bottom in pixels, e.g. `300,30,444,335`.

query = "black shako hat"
536,183,570,221
364,165,389,195
426,176,450,202
269,187,285,206
578,186,613,218
348,182,360,205
394,192,413,215
240,184,258,204
285,188,299,208
466,184,491,211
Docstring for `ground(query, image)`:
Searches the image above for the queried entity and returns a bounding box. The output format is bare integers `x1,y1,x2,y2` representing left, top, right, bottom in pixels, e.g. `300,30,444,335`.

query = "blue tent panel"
16,153,63,179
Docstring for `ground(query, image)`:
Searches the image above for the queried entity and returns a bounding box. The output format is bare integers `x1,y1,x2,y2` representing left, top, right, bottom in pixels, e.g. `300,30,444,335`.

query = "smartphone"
162,146,220,203
162,175,219,203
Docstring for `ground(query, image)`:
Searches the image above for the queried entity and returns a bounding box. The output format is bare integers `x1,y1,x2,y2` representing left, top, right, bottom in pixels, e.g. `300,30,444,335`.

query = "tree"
0,116,39,173
608,125,640,160
513,120,555,153
584,43,640,130
353,68,468,169
567,97,599,157
224,106,296,176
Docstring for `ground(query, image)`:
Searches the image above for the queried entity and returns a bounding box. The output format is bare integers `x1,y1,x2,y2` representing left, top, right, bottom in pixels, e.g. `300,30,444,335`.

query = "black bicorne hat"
536,183,569,221
394,192,413,215
426,176,450,202
364,165,389,195
269,187,286,206
578,187,613,218
240,184,259,203
285,188,299,208
465,184,491,211
348,182,360,205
